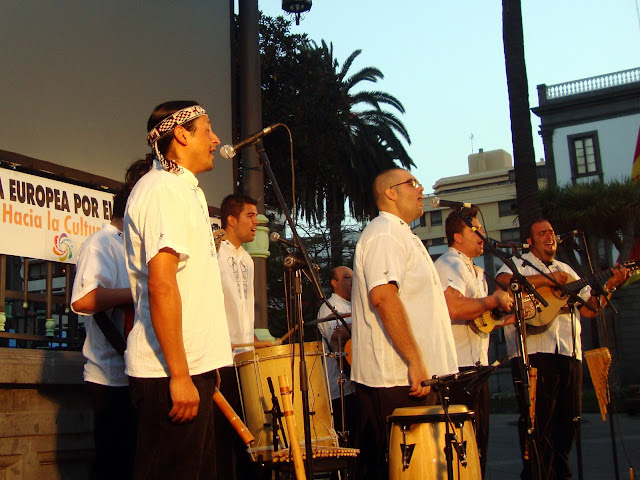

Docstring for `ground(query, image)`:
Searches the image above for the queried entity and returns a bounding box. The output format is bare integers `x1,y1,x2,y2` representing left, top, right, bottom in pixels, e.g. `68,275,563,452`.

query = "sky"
258,0,640,194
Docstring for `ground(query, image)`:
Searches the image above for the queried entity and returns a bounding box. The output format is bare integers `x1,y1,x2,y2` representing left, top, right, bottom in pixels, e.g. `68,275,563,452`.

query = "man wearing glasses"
350,168,458,480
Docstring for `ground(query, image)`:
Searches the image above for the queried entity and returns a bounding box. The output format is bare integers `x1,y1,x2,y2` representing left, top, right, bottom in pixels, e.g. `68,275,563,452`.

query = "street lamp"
281,0,311,25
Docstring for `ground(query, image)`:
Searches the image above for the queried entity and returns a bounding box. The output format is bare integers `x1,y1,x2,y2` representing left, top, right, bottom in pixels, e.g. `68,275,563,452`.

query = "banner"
0,167,114,264
632,123,640,182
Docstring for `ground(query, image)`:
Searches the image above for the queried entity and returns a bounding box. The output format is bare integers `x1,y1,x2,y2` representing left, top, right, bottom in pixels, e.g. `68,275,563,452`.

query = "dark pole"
238,0,269,333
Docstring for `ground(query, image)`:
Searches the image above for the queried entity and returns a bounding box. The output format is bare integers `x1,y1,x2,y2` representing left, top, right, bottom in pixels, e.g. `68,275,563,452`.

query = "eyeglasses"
389,178,422,190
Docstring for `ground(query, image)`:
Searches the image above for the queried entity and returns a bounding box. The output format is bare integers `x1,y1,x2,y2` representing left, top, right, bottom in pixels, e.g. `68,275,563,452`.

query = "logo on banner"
52,233,73,261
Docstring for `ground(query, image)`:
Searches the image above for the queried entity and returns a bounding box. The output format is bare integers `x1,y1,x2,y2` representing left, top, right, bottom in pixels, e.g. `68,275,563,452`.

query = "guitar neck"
566,269,613,293
566,260,638,294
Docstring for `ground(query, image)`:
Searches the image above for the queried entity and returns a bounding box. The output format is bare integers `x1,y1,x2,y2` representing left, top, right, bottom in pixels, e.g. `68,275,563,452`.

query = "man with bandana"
350,168,458,480
124,101,232,479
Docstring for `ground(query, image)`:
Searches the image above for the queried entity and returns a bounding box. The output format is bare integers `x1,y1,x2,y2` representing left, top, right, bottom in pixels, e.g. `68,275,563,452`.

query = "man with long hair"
124,101,232,479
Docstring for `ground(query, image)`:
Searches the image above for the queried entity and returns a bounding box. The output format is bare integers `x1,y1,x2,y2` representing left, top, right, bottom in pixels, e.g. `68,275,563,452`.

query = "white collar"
153,158,199,188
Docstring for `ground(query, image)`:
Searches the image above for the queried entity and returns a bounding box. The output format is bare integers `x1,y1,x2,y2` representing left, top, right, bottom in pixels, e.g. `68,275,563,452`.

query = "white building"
532,67,640,185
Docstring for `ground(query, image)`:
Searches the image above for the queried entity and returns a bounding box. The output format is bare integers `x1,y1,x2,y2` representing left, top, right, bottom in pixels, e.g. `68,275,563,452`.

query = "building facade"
532,67,640,186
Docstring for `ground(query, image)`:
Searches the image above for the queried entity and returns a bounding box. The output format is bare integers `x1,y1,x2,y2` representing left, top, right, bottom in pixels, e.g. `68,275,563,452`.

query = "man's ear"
173,125,189,146
453,232,463,245
227,215,238,228
330,278,338,290
384,187,397,201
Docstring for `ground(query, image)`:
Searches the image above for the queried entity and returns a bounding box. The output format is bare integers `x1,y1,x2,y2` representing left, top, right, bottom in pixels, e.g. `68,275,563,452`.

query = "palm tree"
311,40,414,264
259,15,413,266
502,0,541,237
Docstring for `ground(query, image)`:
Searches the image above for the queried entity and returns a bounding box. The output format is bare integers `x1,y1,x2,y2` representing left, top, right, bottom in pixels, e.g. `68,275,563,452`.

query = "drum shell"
388,405,481,480
234,341,336,460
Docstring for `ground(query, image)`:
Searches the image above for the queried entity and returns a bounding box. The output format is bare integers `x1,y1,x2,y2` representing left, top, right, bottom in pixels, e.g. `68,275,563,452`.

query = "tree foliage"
539,178,640,271
258,13,413,265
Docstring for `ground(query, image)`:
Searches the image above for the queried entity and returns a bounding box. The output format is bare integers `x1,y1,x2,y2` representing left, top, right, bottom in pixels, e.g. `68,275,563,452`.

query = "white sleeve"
362,232,407,293
139,183,191,263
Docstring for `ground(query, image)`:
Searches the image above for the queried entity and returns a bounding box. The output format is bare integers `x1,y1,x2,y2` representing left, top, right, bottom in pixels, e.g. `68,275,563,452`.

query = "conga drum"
234,341,337,461
388,405,481,479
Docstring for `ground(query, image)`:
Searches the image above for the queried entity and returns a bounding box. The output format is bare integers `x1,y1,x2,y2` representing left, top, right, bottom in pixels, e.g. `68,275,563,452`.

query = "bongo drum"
388,405,481,479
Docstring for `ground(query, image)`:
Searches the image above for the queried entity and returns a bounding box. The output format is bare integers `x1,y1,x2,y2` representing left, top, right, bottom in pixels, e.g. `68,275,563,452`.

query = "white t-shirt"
435,247,490,367
497,252,589,360
71,223,129,387
351,211,458,387
218,240,255,357
124,160,232,377
317,293,355,400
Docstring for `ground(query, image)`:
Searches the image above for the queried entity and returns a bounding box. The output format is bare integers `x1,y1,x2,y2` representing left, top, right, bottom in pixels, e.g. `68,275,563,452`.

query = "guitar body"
471,298,535,334
524,274,578,330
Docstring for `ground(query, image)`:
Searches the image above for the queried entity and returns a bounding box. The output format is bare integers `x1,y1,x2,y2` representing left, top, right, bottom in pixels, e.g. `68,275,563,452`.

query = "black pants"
511,354,582,480
129,370,218,480
354,383,437,480
87,382,137,480
448,366,490,478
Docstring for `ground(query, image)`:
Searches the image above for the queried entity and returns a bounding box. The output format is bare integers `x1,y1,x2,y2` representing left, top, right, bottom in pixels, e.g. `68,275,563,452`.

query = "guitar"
526,260,640,330
471,298,536,334
477,260,640,335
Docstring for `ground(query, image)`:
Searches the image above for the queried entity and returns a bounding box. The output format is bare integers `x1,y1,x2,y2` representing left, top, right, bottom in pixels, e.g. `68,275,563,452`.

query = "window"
500,228,520,242
498,199,517,218
410,213,426,229
568,132,602,183
430,237,446,246
430,210,442,227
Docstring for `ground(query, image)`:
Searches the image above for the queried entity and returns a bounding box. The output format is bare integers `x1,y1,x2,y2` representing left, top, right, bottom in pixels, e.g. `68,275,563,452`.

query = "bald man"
350,168,458,480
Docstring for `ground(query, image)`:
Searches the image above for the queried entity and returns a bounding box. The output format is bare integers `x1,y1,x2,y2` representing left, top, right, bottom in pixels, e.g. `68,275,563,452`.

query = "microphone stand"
565,233,621,480
254,140,325,478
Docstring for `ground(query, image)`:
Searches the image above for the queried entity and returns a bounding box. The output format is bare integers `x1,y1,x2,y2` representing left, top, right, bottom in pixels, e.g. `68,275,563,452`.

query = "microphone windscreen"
219,145,235,159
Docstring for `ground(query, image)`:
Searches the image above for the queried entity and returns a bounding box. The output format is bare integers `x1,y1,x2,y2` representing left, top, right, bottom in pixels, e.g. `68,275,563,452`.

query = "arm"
71,286,132,314
148,248,199,424
443,287,513,321
369,283,430,397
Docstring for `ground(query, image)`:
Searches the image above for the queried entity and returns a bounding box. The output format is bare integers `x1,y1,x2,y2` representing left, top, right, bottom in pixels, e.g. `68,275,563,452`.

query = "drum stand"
436,385,469,480
266,376,289,453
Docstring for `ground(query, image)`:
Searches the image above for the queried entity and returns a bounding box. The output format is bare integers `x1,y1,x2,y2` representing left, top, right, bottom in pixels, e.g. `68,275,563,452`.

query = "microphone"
270,232,297,249
219,124,279,159
556,230,580,244
494,241,530,250
430,197,474,209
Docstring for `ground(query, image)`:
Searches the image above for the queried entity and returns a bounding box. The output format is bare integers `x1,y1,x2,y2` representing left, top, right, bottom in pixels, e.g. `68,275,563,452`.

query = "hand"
408,360,431,398
494,290,514,312
606,265,630,291
501,313,516,327
551,271,569,285
168,375,200,424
